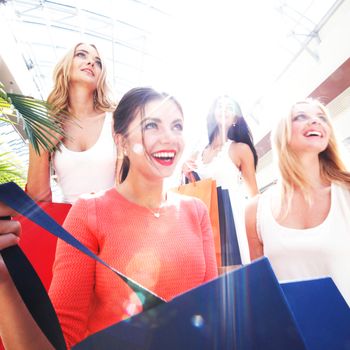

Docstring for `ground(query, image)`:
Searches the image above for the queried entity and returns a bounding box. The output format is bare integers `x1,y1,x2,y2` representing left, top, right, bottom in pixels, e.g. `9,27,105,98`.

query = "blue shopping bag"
217,186,242,265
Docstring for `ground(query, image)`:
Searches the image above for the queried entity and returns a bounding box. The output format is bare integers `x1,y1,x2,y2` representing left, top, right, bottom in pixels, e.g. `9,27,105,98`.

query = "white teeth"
152,152,175,159
306,131,321,137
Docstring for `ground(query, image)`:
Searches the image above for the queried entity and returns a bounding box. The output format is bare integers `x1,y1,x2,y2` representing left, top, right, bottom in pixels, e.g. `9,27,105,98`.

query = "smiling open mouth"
305,131,322,137
151,151,176,165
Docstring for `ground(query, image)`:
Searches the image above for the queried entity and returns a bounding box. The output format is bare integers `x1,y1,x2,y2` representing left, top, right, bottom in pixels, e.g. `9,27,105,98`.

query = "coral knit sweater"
49,187,218,348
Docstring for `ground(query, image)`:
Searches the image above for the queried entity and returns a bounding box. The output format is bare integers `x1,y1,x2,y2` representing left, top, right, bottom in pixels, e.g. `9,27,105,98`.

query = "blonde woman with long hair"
245,99,350,306
26,43,117,204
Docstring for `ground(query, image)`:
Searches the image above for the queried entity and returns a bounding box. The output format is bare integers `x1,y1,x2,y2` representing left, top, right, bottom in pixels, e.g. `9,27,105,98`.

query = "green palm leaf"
0,82,67,154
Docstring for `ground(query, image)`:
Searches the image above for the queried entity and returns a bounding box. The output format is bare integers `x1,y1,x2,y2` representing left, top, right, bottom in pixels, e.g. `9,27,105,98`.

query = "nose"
159,127,176,144
308,116,320,125
86,56,94,66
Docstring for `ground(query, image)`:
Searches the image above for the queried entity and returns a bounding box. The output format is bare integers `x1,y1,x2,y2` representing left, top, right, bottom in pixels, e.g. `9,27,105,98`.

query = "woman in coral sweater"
0,87,217,349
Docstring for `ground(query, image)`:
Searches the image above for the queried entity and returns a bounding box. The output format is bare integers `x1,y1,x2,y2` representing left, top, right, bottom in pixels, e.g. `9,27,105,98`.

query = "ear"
114,133,125,148
115,133,129,159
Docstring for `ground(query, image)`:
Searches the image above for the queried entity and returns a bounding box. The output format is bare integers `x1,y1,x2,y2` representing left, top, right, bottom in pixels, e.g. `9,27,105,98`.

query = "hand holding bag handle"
184,171,201,184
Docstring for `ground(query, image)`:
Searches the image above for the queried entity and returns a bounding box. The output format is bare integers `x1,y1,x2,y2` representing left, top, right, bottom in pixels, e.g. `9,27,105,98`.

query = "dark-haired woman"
186,95,259,265
0,87,217,349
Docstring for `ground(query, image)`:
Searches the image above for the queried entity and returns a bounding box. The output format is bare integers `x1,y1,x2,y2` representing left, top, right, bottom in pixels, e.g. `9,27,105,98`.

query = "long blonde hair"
272,99,350,210
47,43,115,115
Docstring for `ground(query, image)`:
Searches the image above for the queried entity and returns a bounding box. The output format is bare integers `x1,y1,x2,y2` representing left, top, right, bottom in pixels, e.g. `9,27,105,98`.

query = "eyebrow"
295,110,325,115
172,118,184,124
142,117,161,123
139,117,183,129
142,117,183,123
75,49,101,61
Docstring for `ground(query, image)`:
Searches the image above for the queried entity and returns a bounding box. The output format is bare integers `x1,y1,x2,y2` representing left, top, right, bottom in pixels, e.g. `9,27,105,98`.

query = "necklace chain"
147,207,161,218
146,196,167,218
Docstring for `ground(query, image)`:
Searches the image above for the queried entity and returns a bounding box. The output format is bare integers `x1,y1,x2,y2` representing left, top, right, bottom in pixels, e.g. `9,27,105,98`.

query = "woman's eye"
75,52,86,58
173,122,183,131
293,114,307,121
95,60,102,69
144,121,158,130
318,115,327,122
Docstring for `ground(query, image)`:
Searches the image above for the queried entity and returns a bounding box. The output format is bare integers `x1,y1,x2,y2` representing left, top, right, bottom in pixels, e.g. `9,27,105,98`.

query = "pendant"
153,212,160,218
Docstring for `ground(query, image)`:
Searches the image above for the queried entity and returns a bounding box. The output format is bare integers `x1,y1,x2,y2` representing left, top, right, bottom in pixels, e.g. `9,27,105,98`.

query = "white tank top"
257,183,350,306
52,112,117,204
196,141,242,190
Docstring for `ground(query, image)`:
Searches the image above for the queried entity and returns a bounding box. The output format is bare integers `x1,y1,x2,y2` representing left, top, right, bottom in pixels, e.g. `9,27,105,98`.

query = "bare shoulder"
229,141,251,153
228,142,253,161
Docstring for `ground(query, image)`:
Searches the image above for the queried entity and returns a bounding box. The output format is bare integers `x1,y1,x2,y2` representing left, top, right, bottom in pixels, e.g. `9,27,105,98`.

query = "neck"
211,132,226,149
116,172,166,209
296,153,328,189
68,85,99,118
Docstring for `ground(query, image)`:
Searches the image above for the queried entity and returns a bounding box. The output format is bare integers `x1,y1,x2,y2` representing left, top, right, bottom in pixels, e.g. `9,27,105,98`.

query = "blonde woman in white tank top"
245,99,350,306
26,43,117,204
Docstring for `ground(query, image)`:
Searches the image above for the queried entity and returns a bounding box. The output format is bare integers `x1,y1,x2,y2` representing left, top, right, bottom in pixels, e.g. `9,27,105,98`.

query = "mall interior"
0,1,350,349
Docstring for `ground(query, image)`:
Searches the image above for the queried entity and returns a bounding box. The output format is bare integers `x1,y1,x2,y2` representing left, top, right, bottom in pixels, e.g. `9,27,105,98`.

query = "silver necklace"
144,197,167,218
147,204,164,218
150,210,160,218
146,206,161,218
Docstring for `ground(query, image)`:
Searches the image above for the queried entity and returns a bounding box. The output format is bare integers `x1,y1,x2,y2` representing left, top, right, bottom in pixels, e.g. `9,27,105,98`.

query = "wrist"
0,263,12,286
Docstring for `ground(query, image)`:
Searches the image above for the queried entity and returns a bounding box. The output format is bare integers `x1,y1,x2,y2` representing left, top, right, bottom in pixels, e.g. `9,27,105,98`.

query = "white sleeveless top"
257,183,350,306
52,112,117,204
196,141,243,190
196,141,251,264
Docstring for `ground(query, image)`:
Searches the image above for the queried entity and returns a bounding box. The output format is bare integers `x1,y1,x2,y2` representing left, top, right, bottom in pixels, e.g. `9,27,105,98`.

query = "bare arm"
26,121,65,202
245,196,264,261
26,144,52,202
0,280,54,350
230,143,259,197
0,204,53,349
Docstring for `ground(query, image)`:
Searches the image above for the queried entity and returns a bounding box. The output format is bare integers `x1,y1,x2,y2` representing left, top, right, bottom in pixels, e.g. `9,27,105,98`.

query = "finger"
0,220,21,238
0,233,20,250
0,202,18,217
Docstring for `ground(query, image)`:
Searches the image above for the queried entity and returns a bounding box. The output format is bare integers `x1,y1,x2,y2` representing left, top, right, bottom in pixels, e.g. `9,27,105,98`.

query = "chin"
154,169,176,180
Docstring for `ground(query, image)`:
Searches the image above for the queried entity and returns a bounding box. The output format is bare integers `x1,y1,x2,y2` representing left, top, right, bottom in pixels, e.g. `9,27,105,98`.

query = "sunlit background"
1,0,350,192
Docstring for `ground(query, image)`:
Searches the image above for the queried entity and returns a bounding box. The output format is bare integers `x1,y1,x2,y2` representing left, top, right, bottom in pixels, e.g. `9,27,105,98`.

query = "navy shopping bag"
74,258,306,349
217,186,242,266
74,257,350,350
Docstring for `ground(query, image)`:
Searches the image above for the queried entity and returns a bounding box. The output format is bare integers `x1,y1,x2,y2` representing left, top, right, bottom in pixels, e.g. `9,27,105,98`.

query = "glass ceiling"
0,0,343,145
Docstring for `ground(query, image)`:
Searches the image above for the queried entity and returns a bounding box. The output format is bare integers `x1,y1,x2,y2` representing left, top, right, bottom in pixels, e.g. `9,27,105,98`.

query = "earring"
117,148,127,160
